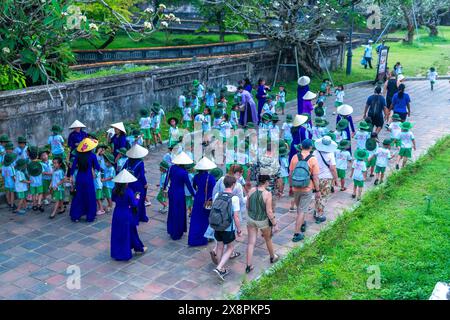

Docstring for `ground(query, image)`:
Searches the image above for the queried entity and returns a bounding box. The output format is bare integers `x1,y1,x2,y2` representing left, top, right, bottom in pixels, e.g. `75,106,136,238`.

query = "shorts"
53,190,64,201
96,189,104,200
156,189,167,203
214,230,236,245
367,156,376,167
370,116,384,129
184,121,192,129
375,166,386,173
16,191,28,199
353,179,364,187
394,112,407,121
284,138,293,148
42,180,51,193
141,128,151,140
335,101,343,107
30,186,43,195
337,168,346,179
151,128,160,135
293,191,312,213
103,187,112,199
185,195,193,208
430,80,435,85
277,102,286,110
5,187,15,193
399,147,412,158
246,215,270,229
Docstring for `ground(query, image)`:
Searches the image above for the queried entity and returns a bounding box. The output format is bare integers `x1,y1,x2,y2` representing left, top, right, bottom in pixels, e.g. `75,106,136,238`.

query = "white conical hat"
303,91,317,100
397,74,405,81
110,122,126,133
112,169,137,184
126,144,149,159
226,84,238,93
337,104,353,116
298,76,310,86
69,120,86,129
194,156,217,170
292,114,309,127
172,151,193,165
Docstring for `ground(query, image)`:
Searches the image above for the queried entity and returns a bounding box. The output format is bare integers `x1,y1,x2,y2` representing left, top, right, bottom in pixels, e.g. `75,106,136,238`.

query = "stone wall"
0,43,344,145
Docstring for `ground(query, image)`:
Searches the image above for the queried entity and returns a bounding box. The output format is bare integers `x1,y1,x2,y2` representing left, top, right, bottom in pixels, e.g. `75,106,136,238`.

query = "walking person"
67,120,87,155
363,40,374,69
297,76,310,114
245,174,279,273
363,86,389,134
237,86,258,126
389,84,411,122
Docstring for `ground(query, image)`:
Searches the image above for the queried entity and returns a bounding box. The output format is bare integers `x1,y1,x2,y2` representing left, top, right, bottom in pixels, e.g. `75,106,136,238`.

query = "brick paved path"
0,80,449,300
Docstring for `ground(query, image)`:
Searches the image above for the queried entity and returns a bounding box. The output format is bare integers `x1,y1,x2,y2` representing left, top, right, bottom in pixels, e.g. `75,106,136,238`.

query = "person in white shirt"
334,140,352,191
178,90,187,110
350,149,368,201
372,139,392,185
363,40,373,69
427,67,438,91
281,114,293,146
354,121,371,150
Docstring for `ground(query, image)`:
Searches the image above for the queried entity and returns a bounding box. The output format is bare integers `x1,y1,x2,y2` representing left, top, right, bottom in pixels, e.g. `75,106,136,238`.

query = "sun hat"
15,158,27,170
397,74,406,82
365,138,377,151
314,106,325,117
126,144,149,159
271,113,280,122
110,122,126,134
18,136,27,144
51,125,62,133
314,136,338,153
246,122,255,129
69,120,86,129
27,146,39,160
303,91,317,100
167,117,179,126
286,114,293,122
315,118,329,127
140,108,149,117
77,137,98,153
337,104,353,116
338,139,351,150
0,134,10,143
153,102,161,108
172,151,193,165
400,122,413,130
194,156,217,171
355,149,369,161
97,143,109,150
382,139,392,146
217,102,225,108
151,106,160,114
38,147,50,157
192,79,199,87
104,152,115,164
301,113,311,121
267,94,275,100
226,84,238,93
113,169,137,184
27,161,43,177
207,87,214,93
292,114,308,127
325,131,336,142
358,121,370,131
336,119,349,131
5,142,14,150
210,167,223,180
298,76,311,86
159,160,170,170
88,133,98,140
118,147,128,156
3,153,17,166
392,113,401,121
262,113,272,121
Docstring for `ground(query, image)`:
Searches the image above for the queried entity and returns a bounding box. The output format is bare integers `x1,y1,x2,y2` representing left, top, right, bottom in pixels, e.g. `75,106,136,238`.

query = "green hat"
210,167,223,180
392,113,401,121
38,147,50,157
140,108,149,117
271,113,280,122
365,138,377,151
267,94,275,100
262,113,272,121
153,102,161,108
355,149,369,161
185,98,192,105
338,139,351,150
185,162,195,170
325,131,336,142
88,132,98,140
18,136,27,144
97,144,109,150
382,139,392,146
279,144,288,156
286,114,293,122
168,141,178,149
151,106,160,114
0,134,10,143
132,129,141,137
192,79,199,87
400,122,413,130
159,160,170,170
27,160,43,177
336,119,349,131
15,158,27,170
5,142,14,150
315,118,329,127
246,122,255,129
3,153,17,166
314,106,324,117
217,102,225,108
358,121,370,131
104,152,115,164
51,125,62,133
118,147,128,156
213,109,223,119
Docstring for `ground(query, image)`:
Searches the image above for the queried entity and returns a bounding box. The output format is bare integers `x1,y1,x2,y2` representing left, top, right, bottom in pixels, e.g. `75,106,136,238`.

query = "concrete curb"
344,76,450,90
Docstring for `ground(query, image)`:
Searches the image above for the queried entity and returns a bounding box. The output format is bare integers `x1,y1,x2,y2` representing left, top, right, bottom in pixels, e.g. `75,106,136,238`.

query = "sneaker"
292,233,304,242
315,215,326,224
135,247,148,255
96,210,106,216
289,207,296,212
145,201,152,207
38,205,45,213
32,206,38,211
43,199,49,205
301,222,306,233
351,194,356,199
370,174,375,177
374,179,379,185
270,254,279,264
395,164,399,170
214,268,229,281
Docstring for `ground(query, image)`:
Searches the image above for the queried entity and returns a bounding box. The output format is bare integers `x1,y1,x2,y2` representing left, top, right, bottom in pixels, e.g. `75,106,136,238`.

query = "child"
335,140,352,191
364,117,374,134
139,108,152,148
202,107,212,145
282,114,293,147
334,85,345,110
276,85,286,115
151,105,163,146
94,168,105,216
350,149,368,201
317,91,326,105
182,100,193,129
48,125,65,159
212,109,223,130
220,114,232,141
49,157,66,219
312,118,329,141
320,78,331,96
96,144,107,171
28,159,44,212
373,139,392,185
14,159,30,214
15,136,29,161
271,113,280,138
335,119,349,144
259,113,272,130
185,163,195,217
396,122,416,169
191,92,200,113
0,134,9,165
154,102,166,126
40,148,52,205
261,95,276,116
354,121,371,151
163,143,175,167
365,133,378,178
315,101,326,118
219,96,228,111
178,90,187,110
116,148,128,172
205,88,217,109
156,160,169,214
278,143,289,196
230,104,239,129
388,113,402,155
193,80,205,103
427,67,438,91
132,129,144,147
2,153,17,210
336,104,356,153
102,153,116,213
168,117,181,147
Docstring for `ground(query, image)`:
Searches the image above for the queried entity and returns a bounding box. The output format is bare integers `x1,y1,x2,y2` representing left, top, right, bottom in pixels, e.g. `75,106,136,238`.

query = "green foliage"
0,65,26,91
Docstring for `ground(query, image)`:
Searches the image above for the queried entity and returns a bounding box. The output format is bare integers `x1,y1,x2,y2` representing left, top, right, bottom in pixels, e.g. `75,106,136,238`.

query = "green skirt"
30,185,43,195
96,189,104,200
42,179,51,193
103,187,112,199
53,190,64,201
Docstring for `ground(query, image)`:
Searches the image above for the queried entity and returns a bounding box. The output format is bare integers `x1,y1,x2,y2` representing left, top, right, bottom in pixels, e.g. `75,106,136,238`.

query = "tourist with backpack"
209,175,242,281
289,139,320,242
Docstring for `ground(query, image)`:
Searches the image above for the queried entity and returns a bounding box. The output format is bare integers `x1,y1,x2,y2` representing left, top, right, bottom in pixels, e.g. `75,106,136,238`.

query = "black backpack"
209,192,233,231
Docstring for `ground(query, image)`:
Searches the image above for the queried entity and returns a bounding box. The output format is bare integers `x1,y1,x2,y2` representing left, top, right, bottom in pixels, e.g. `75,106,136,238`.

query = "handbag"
203,174,213,210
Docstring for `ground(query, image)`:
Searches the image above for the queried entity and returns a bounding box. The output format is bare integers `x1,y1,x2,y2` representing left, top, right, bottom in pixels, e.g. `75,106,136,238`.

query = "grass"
67,65,154,81
240,135,450,300
70,31,248,50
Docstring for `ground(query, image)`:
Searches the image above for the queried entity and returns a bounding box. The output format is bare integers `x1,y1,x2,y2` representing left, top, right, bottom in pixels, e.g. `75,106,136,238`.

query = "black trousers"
364,57,373,69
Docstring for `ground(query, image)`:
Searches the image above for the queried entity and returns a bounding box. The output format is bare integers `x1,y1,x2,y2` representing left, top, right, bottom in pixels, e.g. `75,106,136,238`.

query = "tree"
415,0,450,37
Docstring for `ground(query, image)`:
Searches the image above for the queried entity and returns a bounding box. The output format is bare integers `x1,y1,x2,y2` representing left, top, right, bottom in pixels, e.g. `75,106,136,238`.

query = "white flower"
89,23,98,31
2,47,10,54
80,15,87,22
144,21,153,29
158,4,166,10
313,6,318,9
306,15,310,18
331,21,336,24
62,12,68,16
144,7,154,14
161,21,169,28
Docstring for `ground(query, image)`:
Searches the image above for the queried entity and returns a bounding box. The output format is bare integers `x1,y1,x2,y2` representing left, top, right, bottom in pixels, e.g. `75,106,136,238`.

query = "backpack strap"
318,151,330,169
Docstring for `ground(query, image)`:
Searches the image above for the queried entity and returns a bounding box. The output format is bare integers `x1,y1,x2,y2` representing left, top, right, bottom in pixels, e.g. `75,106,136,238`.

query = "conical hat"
69,120,86,129
226,84,238,93
298,76,310,86
126,144,149,159
303,91,317,100
77,137,98,153
172,151,193,165
337,104,353,116
113,169,137,184
110,122,126,134
292,114,308,127
194,157,217,171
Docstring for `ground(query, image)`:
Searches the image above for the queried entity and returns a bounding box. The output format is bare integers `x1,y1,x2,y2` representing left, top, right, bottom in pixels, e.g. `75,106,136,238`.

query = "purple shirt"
240,90,258,125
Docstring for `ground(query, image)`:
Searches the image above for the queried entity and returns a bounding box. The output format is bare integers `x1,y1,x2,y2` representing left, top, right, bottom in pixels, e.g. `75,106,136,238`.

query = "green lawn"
70,31,248,50
240,135,450,300
67,65,154,81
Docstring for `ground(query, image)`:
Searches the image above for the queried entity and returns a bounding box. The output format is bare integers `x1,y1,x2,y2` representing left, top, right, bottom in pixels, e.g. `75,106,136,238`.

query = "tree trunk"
401,5,414,44
427,24,438,37
297,43,322,75
216,11,225,42
99,33,116,50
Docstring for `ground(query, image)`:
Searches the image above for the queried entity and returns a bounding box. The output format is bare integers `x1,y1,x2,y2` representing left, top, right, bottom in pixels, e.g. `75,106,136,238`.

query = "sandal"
340,187,347,191
245,265,254,274
270,254,279,264
230,251,241,260
209,250,218,265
